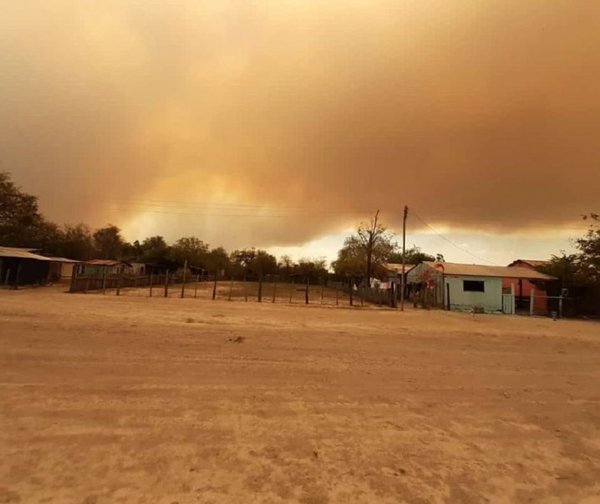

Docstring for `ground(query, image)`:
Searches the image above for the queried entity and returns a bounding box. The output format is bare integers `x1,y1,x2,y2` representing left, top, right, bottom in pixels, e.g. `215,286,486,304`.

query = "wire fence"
69,270,399,308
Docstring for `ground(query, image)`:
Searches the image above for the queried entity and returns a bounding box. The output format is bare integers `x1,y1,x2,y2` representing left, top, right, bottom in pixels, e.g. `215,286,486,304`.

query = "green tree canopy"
170,236,208,267
138,236,171,264
332,213,396,282
577,213,600,283
205,246,230,273
292,258,328,280
230,248,277,277
93,225,125,260
59,224,95,260
0,172,61,250
388,246,437,265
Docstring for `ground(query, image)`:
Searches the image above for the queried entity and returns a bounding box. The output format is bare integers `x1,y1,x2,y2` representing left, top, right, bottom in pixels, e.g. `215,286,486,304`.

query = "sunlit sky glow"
2,0,597,265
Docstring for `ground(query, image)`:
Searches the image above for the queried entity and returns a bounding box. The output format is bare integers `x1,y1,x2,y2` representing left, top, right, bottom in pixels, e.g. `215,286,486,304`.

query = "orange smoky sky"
1,0,598,249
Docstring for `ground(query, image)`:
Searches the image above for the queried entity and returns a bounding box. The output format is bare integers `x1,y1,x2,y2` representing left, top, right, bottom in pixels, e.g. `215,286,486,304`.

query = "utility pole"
400,205,408,311
365,209,380,289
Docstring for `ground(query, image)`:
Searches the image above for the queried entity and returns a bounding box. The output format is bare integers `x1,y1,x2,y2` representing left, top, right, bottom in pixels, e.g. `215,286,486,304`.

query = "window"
463,280,485,292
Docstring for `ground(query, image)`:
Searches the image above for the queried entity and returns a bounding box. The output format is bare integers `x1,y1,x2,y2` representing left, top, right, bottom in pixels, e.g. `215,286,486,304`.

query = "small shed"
0,246,81,286
0,246,52,286
407,261,555,313
45,257,80,282
505,259,551,312
374,262,416,291
79,259,133,277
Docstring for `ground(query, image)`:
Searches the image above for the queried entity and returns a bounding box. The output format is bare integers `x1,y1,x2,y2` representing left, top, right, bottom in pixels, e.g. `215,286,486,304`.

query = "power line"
107,198,374,218
104,197,496,264
112,198,369,212
410,209,496,265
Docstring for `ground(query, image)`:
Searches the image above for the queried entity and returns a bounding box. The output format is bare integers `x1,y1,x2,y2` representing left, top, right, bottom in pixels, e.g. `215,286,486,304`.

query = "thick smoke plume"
1,0,598,247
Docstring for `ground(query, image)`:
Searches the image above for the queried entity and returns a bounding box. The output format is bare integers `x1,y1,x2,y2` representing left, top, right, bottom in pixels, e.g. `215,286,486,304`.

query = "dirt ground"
1,287,599,504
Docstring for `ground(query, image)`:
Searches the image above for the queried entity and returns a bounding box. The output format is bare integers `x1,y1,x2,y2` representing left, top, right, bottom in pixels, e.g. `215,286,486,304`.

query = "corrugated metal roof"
422,261,555,280
384,263,416,274
44,256,80,264
85,259,123,267
508,259,550,268
0,247,52,261
0,245,39,253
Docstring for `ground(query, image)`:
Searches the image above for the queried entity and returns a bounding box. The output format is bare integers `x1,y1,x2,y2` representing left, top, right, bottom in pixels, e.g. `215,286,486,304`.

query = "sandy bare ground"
1,287,599,504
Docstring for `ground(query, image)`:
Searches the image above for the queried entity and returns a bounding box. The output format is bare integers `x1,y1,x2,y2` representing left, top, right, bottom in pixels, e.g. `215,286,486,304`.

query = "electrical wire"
410,209,496,265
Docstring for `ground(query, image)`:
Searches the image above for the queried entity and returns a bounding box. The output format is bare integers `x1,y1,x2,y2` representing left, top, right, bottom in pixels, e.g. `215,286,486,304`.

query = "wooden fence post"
228,277,233,301
320,278,324,304
349,279,353,307
258,274,263,303
529,287,535,316
149,272,153,297
244,276,248,302
116,271,121,296
68,265,76,292
272,276,277,303
305,277,309,304
289,278,294,303
335,283,339,306
14,263,22,290
164,271,169,298
102,268,107,295
194,274,198,298
181,259,187,299
212,273,217,300
558,294,563,319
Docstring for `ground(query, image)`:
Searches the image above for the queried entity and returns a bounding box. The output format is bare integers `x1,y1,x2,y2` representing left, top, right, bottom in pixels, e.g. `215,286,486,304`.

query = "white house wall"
445,276,503,313
59,263,74,279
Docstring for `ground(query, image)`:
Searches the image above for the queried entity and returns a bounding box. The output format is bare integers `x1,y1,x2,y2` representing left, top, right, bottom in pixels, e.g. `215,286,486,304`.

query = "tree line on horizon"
1,171,599,309
1,172,435,281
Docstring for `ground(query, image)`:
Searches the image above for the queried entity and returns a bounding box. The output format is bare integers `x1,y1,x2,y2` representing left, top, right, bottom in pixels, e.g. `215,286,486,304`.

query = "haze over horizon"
2,1,598,264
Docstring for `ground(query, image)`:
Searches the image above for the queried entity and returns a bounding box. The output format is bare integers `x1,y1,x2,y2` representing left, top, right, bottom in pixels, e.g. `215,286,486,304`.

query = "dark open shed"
0,247,52,287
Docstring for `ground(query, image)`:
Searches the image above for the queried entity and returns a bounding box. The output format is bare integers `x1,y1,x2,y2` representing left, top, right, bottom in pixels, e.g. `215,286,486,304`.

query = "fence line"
69,269,398,308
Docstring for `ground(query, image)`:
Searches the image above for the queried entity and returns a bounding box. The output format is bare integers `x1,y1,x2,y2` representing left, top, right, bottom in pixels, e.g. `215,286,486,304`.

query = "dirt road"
1,287,599,503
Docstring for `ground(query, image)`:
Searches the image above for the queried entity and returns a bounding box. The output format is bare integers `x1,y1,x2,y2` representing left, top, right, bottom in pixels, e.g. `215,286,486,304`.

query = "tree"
59,224,95,260
0,172,60,250
332,240,367,278
230,248,256,274
139,236,171,264
205,246,231,273
279,255,294,277
293,258,328,282
359,211,389,286
170,237,208,267
333,211,396,284
388,246,436,264
230,248,277,278
539,214,600,316
577,213,600,282
253,250,278,276
0,172,38,237
93,225,125,259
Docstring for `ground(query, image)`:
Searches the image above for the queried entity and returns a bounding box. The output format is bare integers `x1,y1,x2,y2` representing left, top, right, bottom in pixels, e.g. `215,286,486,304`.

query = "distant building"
407,261,555,313
505,259,551,312
79,259,133,277
374,262,416,290
0,246,78,286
